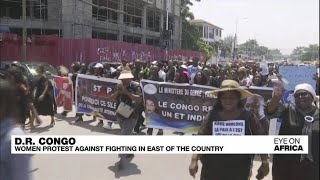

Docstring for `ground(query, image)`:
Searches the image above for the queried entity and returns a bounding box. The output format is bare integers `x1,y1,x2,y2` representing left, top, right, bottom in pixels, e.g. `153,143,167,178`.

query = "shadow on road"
28,125,54,134
108,161,141,178
54,114,76,121
66,119,123,135
29,168,39,173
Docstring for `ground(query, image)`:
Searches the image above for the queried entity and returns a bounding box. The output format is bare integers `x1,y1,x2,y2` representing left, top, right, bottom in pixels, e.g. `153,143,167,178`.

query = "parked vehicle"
0,61,58,90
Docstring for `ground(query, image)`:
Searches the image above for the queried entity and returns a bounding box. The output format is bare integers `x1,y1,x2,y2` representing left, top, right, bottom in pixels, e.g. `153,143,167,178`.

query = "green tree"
181,0,201,50
213,40,231,58
238,39,259,57
255,46,269,56
266,49,282,60
180,0,214,60
197,39,214,60
223,35,235,49
291,46,305,60
301,44,319,61
291,44,319,61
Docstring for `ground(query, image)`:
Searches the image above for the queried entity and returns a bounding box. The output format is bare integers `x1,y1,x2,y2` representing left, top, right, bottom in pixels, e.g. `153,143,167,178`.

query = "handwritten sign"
212,120,245,136
279,66,316,90
282,90,295,104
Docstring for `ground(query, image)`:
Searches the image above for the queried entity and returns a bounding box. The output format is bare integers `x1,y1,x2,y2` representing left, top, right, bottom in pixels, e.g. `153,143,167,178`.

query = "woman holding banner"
189,80,270,180
267,83,319,180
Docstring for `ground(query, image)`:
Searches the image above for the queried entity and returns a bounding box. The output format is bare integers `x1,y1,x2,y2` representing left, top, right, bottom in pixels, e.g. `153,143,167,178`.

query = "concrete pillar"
118,0,124,41
202,25,205,38
160,12,164,31
141,5,147,44
173,16,181,49
61,0,92,39
61,0,74,38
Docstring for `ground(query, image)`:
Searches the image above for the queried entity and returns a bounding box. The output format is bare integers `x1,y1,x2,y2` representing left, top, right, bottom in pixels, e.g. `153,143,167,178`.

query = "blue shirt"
0,118,31,180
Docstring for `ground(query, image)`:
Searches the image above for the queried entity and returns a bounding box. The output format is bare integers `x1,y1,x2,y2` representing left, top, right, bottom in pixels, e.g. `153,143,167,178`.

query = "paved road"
26,108,273,180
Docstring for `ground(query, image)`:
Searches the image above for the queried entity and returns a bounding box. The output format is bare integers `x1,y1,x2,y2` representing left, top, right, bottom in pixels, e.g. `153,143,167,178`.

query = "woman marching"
0,80,32,180
268,83,319,180
109,66,142,170
189,80,269,180
33,65,55,126
4,66,42,129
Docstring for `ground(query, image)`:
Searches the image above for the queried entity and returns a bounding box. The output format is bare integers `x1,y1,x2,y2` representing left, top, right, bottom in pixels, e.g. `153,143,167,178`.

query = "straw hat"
118,66,134,80
58,65,69,76
208,80,253,99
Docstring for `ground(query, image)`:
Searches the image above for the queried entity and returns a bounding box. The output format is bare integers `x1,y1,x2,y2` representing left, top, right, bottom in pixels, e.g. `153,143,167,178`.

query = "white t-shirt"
259,61,269,76
158,69,166,82
240,76,252,86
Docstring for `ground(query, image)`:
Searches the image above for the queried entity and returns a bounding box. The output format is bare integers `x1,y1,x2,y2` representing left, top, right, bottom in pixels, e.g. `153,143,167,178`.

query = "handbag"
116,102,134,118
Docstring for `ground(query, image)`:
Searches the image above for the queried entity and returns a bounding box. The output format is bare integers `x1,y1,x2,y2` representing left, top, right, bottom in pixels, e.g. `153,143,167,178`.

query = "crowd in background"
64,58,302,87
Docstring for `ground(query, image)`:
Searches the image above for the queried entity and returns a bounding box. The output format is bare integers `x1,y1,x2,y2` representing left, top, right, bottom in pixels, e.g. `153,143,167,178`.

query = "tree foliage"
212,40,231,58
291,44,319,61
237,39,283,60
197,39,214,60
181,0,214,60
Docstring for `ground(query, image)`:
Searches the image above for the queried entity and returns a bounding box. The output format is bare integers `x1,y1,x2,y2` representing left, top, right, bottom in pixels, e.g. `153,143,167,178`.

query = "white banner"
12,135,308,154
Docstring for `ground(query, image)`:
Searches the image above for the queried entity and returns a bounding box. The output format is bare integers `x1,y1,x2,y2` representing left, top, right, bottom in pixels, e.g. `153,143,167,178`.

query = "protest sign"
212,120,246,136
141,80,217,133
282,90,295,104
54,76,73,111
76,74,120,121
279,66,317,90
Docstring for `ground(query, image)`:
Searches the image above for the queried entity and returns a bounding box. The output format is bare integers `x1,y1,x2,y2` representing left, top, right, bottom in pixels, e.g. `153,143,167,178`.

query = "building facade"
189,19,223,46
0,0,182,48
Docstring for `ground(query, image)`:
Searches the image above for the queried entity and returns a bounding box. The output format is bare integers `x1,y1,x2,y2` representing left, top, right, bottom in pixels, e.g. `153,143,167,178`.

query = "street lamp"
233,17,248,60
235,17,248,36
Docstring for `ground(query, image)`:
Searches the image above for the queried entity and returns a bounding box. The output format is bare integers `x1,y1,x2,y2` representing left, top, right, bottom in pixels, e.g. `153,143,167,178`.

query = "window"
216,29,219,36
32,0,48,20
0,1,21,19
0,0,48,20
92,31,118,40
124,0,143,27
219,30,222,37
198,26,203,37
123,34,142,44
147,9,161,32
209,28,214,39
146,37,160,46
204,26,208,38
92,0,118,23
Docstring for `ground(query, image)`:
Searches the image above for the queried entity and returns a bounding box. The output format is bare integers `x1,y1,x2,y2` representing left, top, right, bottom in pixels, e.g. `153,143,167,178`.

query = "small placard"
213,120,245,136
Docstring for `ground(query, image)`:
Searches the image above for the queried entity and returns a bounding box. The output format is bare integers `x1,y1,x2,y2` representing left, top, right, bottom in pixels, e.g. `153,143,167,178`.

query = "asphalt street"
26,108,273,180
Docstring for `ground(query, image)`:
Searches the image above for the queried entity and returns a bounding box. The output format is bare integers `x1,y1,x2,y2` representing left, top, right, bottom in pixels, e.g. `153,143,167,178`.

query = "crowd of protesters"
62,58,320,91
0,58,319,180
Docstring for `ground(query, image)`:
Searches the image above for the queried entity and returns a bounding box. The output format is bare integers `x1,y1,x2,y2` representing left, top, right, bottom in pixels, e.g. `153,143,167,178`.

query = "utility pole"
165,0,170,61
166,0,169,31
22,0,27,62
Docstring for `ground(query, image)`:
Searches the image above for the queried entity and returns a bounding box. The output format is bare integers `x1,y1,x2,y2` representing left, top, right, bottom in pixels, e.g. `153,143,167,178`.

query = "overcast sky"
189,0,319,55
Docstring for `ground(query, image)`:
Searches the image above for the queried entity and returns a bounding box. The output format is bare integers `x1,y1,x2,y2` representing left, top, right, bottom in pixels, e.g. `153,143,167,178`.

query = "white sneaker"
103,124,112,130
